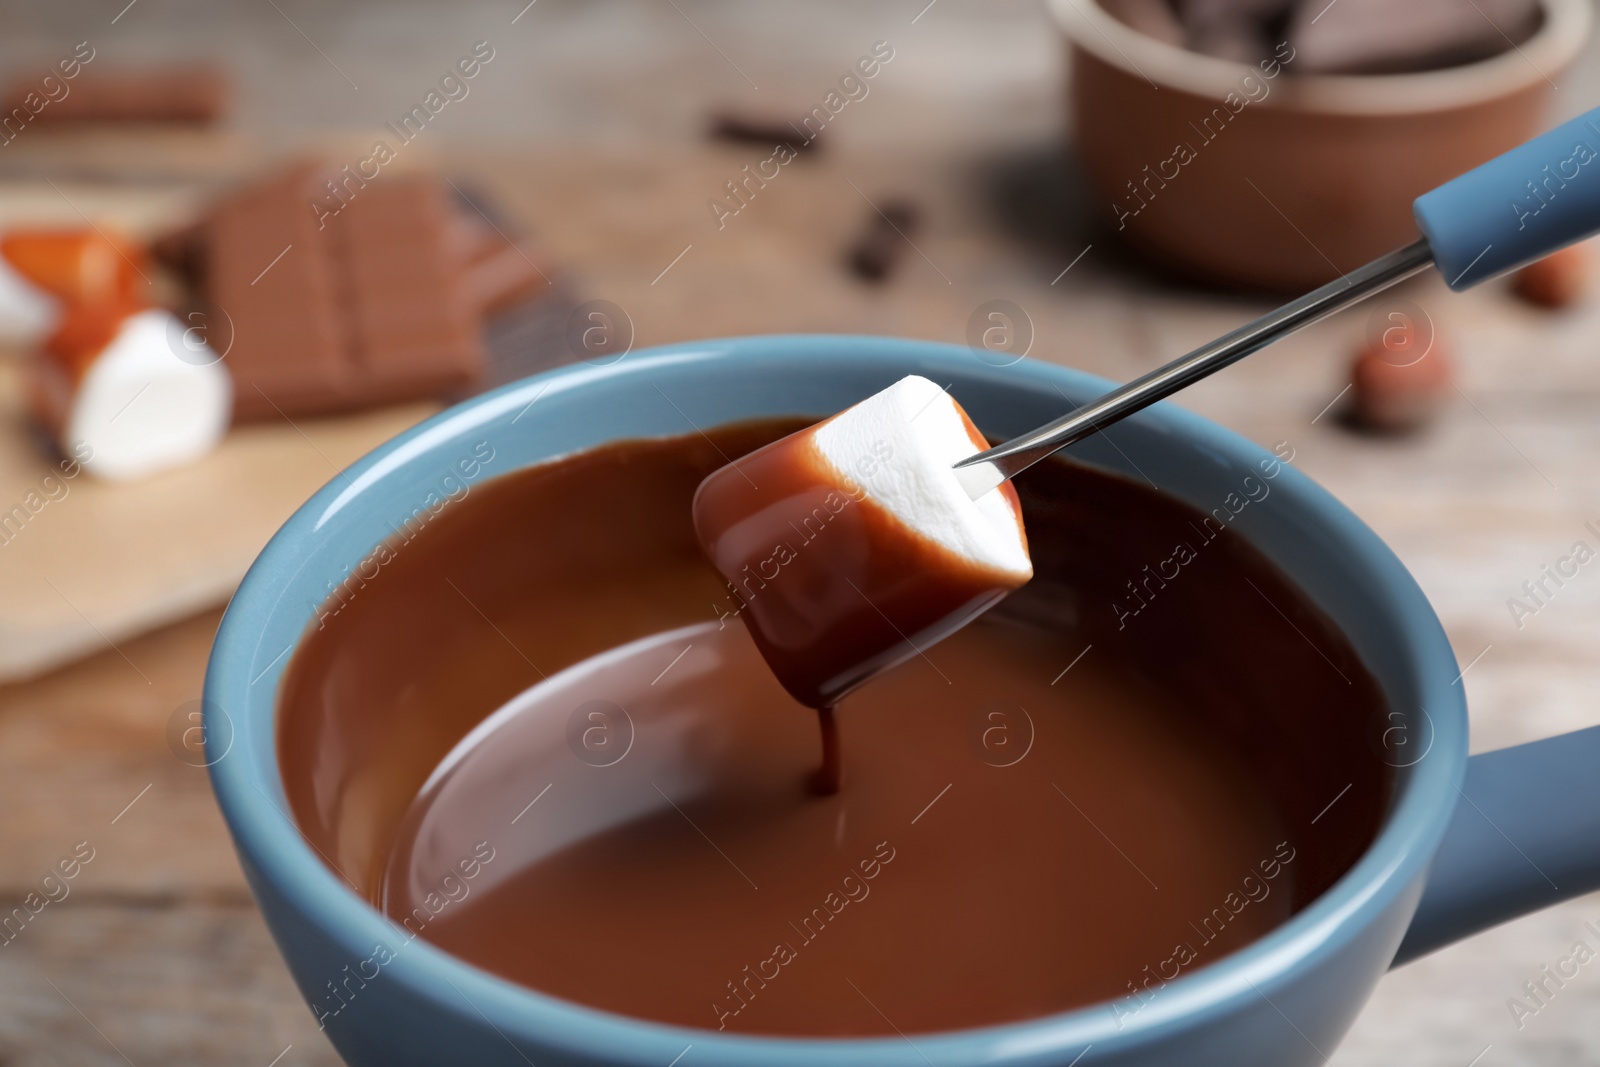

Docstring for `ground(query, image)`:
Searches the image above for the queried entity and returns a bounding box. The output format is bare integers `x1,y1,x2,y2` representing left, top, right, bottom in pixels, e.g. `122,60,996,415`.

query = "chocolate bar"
178,164,559,421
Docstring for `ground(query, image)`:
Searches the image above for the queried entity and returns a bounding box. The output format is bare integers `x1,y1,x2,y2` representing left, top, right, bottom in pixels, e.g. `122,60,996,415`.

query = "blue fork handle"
1415,107,1600,289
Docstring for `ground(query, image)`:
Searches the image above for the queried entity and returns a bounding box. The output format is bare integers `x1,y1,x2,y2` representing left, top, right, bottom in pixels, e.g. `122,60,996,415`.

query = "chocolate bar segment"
204,164,353,420
331,178,482,400
445,183,553,316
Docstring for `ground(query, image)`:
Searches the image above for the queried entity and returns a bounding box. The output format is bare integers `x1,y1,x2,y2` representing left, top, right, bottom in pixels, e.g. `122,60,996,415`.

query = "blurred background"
0,0,1597,1063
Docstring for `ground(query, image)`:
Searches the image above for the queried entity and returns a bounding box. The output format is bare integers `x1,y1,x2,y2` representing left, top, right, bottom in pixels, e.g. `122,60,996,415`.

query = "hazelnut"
1346,325,1453,433
1512,244,1590,309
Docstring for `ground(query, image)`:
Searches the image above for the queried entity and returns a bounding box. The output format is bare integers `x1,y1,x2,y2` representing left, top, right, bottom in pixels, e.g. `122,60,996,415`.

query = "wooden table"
2,2,1599,1064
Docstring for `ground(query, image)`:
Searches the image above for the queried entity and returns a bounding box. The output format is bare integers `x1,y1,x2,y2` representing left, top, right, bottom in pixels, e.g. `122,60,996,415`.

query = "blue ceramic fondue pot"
207,334,1600,1066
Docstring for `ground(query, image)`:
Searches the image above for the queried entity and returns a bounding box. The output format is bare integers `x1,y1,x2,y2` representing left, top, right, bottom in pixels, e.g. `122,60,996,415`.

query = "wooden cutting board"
0,347,436,683
0,172,448,683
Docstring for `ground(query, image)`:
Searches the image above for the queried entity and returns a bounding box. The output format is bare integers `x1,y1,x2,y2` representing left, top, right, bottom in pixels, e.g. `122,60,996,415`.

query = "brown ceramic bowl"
1050,0,1593,292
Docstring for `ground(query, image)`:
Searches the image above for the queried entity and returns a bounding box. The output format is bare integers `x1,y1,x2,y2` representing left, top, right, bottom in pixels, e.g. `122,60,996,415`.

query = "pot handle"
1392,724,1600,966
1414,106,1600,290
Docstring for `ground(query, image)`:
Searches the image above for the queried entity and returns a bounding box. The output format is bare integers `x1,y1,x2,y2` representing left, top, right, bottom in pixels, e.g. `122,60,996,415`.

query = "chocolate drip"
807,704,842,795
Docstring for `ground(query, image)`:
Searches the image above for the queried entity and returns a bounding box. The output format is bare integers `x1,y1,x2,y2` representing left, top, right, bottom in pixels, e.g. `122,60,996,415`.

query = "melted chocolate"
277,419,1391,1037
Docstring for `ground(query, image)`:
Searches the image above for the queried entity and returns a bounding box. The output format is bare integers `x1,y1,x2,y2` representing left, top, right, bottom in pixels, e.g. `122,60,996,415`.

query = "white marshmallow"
812,375,1031,579
0,254,57,342
63,308,232,481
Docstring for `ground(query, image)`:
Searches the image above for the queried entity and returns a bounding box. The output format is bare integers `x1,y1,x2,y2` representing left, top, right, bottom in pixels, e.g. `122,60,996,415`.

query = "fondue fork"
954,106,1600,500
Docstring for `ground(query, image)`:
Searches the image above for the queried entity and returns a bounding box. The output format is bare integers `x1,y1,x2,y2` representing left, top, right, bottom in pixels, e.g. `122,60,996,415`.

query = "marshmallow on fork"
693,375,1032,709
2,230,231,481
